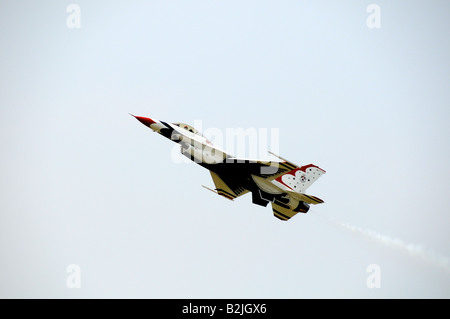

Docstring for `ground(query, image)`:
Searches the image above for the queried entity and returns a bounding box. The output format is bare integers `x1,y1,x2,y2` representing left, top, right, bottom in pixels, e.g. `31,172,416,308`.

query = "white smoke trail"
328,218,450,273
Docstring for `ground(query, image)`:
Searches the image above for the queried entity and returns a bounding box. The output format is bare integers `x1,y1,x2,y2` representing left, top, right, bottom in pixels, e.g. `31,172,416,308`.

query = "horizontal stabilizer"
271,203,299,221
286,191,324,205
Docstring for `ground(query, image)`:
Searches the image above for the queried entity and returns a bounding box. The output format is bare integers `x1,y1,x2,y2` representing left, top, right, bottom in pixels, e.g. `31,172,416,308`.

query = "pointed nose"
131,114,156,127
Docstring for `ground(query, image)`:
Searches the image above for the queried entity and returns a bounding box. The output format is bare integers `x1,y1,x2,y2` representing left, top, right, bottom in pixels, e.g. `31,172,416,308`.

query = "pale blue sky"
1,1,449,298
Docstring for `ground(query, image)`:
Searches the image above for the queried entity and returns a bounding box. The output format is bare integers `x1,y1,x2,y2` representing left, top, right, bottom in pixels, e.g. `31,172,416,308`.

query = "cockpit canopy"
173,123,199,134
172,122,214,146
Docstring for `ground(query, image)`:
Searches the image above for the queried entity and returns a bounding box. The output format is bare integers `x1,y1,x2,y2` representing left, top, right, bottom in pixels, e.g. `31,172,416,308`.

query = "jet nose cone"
131,114,156,127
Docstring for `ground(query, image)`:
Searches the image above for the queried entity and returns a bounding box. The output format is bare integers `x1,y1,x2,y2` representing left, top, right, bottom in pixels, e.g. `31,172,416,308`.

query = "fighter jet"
132,115,326,221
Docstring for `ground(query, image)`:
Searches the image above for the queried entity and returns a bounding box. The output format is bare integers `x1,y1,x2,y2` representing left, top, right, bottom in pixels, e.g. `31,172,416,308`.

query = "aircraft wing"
204,159,289,200
204,158,318,201
208,171,249,200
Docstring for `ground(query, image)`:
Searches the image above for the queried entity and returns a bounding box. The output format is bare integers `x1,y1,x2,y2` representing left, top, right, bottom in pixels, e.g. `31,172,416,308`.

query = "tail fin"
274,164,326,193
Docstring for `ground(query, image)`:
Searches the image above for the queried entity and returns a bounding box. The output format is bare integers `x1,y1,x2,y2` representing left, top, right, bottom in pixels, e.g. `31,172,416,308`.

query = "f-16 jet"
132,115,325,221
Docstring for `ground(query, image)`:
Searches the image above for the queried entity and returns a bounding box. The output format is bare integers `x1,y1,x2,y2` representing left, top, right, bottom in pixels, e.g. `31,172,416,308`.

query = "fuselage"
132,115,284,201
132,115,325,220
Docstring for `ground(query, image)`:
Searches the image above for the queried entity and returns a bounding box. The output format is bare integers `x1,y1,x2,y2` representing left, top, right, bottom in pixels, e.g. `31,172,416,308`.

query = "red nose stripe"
133,115,156,127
